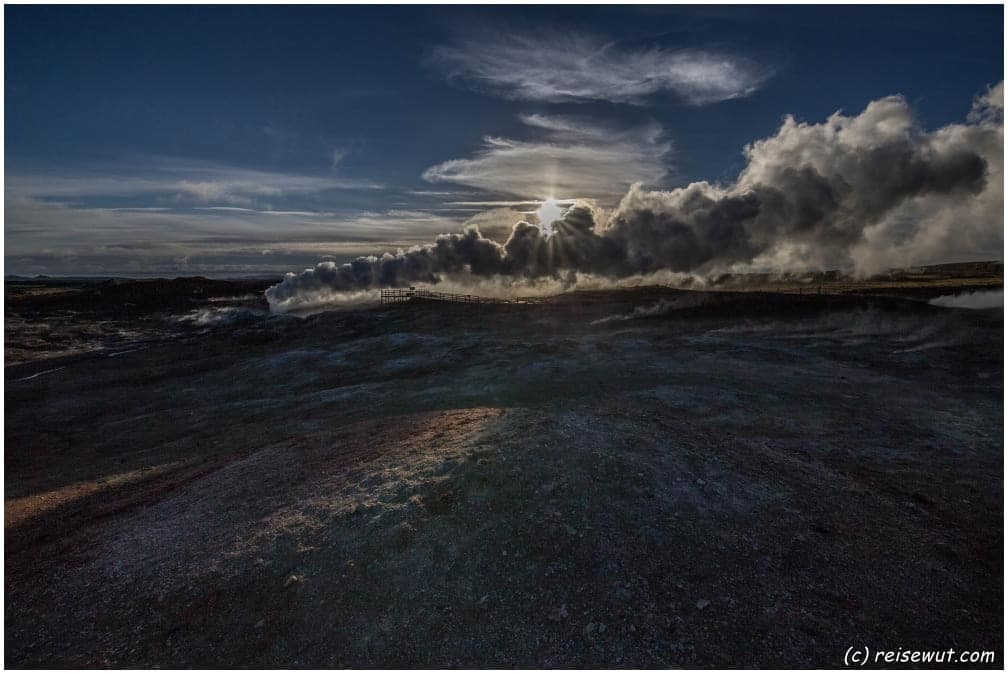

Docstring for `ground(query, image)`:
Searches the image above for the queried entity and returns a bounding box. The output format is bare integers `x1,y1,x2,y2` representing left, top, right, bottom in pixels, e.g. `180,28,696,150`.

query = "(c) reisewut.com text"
844,646,997,666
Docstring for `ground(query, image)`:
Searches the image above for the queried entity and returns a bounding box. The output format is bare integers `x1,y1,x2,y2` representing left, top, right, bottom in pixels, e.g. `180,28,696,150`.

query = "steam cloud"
930,289,1003,310
266,84,1003,311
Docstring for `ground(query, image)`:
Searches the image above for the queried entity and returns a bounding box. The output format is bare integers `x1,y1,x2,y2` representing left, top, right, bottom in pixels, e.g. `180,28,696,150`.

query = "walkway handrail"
379,288,546,306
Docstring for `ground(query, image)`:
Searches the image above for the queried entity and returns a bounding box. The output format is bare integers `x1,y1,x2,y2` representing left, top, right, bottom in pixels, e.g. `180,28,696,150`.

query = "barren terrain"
4,267,1004,667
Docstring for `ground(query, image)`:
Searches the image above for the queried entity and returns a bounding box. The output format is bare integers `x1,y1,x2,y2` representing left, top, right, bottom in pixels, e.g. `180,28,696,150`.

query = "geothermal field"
4,264,1003,667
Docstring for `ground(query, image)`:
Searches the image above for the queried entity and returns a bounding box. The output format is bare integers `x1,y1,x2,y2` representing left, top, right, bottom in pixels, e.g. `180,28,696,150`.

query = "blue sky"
5,5,1003,276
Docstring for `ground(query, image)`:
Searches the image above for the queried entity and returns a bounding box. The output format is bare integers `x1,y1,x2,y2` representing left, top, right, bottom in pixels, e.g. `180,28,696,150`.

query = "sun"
535,197,566,235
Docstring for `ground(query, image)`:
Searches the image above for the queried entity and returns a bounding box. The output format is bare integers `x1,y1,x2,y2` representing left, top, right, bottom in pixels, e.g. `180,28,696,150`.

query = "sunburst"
535,197,566,235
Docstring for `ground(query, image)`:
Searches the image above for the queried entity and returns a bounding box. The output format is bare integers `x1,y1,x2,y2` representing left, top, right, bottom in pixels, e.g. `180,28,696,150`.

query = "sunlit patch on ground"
5,461,189,529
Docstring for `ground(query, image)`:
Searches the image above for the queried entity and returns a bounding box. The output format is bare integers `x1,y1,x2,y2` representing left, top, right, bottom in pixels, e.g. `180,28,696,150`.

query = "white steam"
929,289,1003,309
267,84,1003,312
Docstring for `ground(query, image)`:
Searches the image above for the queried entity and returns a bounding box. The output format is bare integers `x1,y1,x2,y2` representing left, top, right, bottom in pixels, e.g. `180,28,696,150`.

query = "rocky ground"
4,273,1004,667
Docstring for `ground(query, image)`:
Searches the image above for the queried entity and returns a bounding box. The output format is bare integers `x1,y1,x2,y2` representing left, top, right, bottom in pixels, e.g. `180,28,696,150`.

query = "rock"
696,599,710,610
284,574,303,588
549,604,569,622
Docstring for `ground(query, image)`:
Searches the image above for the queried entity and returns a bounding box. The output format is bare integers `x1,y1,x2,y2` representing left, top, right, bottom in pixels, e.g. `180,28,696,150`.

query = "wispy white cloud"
3,193,463,275
331,147,348,170
443,200,544,207
422,113,671,200
431,31,770,105
195,207,332,217
6,157,382,208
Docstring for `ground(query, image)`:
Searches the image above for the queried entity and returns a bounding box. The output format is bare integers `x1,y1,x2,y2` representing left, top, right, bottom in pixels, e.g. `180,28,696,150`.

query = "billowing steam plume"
266,84,1002,311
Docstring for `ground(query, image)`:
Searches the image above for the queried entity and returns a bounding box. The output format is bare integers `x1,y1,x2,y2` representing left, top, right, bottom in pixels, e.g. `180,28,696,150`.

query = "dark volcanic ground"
4,276,1004,667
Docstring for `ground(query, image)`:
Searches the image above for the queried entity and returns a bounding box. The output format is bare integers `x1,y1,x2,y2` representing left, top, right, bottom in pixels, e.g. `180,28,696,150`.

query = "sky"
4,5,1004,277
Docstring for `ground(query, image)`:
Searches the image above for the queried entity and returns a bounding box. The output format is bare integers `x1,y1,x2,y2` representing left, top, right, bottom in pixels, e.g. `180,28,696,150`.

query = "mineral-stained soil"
4,272,1004,667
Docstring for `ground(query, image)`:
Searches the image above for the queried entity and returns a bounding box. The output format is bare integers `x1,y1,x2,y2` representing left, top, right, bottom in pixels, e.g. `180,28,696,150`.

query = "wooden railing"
379,288,547,306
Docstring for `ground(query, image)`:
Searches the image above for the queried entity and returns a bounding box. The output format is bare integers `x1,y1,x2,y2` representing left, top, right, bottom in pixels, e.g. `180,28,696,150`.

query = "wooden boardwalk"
379,288,547,306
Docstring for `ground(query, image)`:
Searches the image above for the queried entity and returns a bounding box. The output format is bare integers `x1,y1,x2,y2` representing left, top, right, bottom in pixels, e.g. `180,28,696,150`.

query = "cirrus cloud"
6,156,382,209
430,31,771,105
422,113,671,200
